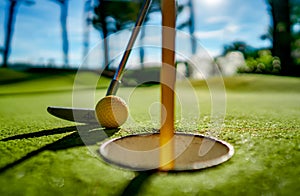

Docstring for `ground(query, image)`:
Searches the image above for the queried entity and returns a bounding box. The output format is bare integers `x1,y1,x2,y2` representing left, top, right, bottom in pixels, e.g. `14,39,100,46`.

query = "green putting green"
0,69,299,195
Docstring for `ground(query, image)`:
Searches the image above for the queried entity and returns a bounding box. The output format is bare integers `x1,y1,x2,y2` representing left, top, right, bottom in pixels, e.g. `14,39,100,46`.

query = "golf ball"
95,95,129,128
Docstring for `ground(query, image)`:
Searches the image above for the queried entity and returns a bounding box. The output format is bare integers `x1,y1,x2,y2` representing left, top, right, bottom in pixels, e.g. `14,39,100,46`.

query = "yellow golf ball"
95,95,129,128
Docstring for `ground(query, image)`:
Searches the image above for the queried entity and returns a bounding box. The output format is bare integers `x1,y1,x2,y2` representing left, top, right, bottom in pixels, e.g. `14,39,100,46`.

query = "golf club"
48,0,152,123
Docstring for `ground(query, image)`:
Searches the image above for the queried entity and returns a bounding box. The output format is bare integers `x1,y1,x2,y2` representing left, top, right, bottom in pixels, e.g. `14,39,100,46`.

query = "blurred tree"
93,0,163,70
2,0,35,68
50,0,69,67
264,0,300,75
92,0,191,71
93,0,142,70
222,41,258,59
177,0,196,55
175,0,197,77
290,0,300,65
82,0,93,63
139,0,160,69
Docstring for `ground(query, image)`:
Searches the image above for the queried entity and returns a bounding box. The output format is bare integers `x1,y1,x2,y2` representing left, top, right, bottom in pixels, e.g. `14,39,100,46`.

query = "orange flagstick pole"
160,0,176,171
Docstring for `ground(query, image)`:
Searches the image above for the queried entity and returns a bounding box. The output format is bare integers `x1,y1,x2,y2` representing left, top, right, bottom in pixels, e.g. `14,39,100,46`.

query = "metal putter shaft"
47,0,152,123
106,0,152,96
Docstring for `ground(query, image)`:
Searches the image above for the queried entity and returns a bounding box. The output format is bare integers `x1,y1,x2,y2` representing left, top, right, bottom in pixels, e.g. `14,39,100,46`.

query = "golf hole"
99,133,234,171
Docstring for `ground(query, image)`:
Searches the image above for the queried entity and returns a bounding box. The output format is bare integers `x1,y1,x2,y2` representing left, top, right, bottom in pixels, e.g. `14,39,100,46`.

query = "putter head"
47,106,98,124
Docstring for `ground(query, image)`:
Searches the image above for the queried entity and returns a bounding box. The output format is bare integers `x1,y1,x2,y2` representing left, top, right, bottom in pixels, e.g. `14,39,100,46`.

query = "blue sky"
0,0,271,68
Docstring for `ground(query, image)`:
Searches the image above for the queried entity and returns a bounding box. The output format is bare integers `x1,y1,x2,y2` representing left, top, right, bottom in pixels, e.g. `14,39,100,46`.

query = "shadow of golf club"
0,125,119,173
0,125,78,141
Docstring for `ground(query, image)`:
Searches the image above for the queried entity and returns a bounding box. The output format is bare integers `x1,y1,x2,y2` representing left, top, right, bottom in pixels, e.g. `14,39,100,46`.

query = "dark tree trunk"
269,0,293,75
139,25,145,69
3,0,17,68
188,0,196,55
60,0,69,67
83,0,92,63
99,0,109,70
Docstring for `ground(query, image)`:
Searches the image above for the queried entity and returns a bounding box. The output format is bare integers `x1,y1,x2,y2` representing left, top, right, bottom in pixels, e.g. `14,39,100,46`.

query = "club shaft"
106,0,152,96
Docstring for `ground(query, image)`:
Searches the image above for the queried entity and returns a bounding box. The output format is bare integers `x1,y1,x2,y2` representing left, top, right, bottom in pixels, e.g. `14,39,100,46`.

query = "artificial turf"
0,68,299,195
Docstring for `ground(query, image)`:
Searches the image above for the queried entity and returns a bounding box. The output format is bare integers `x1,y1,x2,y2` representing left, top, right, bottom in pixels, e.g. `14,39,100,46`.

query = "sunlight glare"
201,0,224,7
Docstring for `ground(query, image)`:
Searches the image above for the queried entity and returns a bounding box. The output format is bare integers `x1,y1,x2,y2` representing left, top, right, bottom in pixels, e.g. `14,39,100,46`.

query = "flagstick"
159,0,176,171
